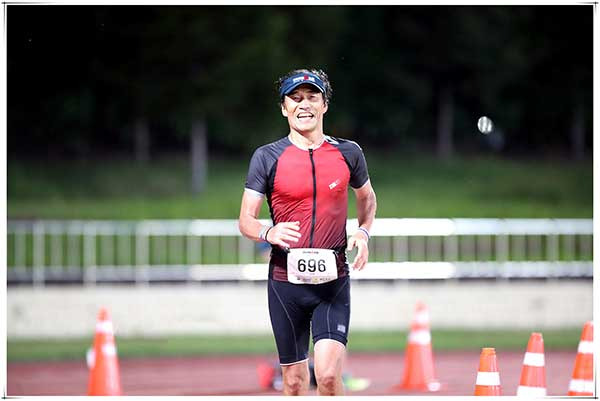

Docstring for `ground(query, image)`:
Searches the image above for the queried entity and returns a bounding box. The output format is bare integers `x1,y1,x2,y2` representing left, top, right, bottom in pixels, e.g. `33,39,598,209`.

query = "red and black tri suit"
244,134,370,365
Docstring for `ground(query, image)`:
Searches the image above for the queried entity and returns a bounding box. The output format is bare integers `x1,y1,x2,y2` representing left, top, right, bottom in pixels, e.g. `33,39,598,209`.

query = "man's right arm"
238,190,267,242
238,190,302,247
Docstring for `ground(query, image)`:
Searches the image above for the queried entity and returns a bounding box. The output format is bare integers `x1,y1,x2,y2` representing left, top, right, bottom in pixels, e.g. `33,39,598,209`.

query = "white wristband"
357,227,370,241
258,225,269,241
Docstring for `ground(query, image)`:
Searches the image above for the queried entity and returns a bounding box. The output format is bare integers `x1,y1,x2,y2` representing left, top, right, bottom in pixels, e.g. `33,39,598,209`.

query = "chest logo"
329,179,341,190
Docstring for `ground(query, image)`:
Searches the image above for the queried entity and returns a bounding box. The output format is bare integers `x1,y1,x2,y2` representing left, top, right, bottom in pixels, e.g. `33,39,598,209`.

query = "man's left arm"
347,179,377,270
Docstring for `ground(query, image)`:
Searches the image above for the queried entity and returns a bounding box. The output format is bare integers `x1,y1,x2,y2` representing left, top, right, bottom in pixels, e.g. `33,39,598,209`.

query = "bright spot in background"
477,116,494,134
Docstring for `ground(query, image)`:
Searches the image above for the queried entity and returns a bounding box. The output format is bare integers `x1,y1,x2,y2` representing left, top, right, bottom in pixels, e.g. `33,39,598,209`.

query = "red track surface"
8,351,576,396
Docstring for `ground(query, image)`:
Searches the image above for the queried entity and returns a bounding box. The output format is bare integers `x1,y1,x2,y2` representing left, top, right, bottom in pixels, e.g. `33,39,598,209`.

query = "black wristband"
264,226,274,244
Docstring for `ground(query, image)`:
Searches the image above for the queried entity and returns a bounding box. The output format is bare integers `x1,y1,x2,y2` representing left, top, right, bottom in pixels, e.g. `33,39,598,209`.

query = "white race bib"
287,248,338,284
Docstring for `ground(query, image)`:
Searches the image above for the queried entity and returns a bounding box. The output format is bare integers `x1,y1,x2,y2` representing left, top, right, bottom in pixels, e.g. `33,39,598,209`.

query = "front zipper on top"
309,149,317,247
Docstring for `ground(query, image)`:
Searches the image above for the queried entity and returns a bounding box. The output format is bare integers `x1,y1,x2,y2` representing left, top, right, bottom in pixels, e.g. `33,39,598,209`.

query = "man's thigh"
313,339,346,374
311,275,351,346
267,279,312,365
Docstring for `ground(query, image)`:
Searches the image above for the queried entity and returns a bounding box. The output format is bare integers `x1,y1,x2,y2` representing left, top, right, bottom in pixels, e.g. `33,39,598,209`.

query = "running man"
238,68,377,396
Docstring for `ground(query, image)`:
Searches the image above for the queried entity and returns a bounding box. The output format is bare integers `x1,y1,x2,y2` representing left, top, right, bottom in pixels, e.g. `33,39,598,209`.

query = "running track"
8,351,576,396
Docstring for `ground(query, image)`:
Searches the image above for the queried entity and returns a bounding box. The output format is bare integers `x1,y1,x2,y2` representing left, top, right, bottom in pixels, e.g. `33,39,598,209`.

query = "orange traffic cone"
517,332,546,396
88,307,122,395
568,321,594,396
257,362,276,389
397,302,441,392
474,347,501,396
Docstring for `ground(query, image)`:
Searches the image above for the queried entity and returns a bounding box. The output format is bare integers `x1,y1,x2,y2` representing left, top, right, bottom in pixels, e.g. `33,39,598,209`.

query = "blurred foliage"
7,328,582,362
7,5,592,158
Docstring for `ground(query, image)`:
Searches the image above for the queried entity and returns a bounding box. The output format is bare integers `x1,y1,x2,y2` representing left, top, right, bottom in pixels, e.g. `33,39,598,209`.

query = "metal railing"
6,218,593,285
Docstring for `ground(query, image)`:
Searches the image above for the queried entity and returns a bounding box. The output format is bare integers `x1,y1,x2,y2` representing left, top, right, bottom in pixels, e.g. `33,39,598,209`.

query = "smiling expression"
281,84,328,135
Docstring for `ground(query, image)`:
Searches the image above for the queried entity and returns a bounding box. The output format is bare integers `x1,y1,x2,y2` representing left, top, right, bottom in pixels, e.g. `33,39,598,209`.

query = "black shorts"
267,275,351,365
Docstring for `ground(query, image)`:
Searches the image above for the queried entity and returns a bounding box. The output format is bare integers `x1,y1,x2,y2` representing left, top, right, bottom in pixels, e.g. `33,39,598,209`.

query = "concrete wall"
7,280,593,339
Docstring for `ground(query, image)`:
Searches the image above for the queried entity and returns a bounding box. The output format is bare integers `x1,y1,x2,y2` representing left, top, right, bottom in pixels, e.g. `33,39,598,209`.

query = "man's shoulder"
254,136,292,156
324,135,363,152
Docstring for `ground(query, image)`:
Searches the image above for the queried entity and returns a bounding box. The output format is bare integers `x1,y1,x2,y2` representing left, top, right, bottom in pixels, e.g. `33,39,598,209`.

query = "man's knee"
313,339,346,395
315,371,340,394
283,368,308,395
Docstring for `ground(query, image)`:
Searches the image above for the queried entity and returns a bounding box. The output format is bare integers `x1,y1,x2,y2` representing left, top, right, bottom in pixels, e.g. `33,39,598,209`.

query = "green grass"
8,156,248,219
7,154,592,219
7,328,582,362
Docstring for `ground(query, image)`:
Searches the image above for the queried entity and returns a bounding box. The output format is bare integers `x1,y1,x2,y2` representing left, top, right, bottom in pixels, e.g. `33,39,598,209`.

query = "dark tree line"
8,5,593,163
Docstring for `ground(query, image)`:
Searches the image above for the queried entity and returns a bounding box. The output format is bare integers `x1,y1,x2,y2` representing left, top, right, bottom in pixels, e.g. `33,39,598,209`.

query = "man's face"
281,84,328,134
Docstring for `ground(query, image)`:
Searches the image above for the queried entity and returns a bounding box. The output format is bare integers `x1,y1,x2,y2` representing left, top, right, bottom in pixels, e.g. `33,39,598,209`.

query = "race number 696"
297,259,327,272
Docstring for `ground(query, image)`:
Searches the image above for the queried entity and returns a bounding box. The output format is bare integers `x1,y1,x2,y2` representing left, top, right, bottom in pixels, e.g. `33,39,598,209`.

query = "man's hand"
266,221,301,249
347,231,369,270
